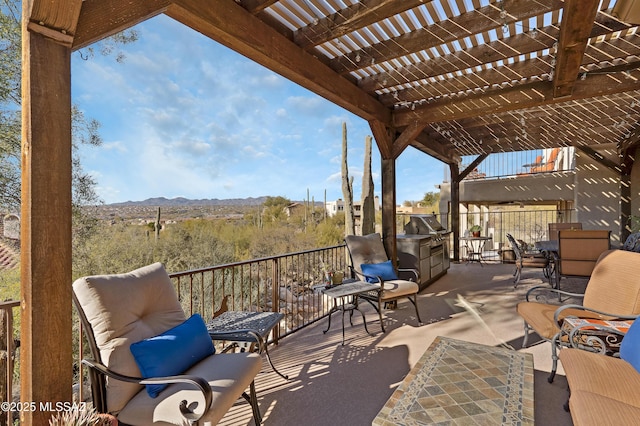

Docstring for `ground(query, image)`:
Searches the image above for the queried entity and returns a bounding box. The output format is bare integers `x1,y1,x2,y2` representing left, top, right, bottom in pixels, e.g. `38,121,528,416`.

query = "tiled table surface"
373,336,534,426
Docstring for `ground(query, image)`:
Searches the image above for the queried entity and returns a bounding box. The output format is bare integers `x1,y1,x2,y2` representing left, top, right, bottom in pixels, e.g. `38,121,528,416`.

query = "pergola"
21,0,640,422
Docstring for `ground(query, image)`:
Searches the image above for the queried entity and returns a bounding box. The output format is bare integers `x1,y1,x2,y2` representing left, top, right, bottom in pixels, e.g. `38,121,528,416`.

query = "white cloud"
286,96,328,115
73,14,444,204
102,141,128,152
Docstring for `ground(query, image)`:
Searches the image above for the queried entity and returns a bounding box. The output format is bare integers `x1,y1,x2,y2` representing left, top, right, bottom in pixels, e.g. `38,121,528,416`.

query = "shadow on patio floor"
220,261,577,425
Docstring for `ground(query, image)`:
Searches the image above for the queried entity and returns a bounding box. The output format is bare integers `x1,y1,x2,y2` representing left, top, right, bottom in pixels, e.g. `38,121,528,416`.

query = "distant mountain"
108,196,270,207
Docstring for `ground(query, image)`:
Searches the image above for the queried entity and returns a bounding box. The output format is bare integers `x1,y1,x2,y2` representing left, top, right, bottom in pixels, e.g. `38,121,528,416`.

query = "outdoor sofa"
559,318,640,426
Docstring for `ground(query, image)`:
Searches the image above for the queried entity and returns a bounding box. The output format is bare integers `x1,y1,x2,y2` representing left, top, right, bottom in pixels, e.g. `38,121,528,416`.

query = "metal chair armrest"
525,285,585,302
81,359,213,423
397,267,419,281
553,305,639,324
564,318,632,354
568,323,628,350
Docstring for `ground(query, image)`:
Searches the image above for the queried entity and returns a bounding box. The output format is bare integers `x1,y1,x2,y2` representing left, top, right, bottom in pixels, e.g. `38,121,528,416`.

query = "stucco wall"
438,172,575,213
574,148,623,246
438,147,631,246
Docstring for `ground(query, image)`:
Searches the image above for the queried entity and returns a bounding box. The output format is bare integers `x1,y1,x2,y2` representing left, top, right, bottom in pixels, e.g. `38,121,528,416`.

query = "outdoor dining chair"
516,249,640,383
548,222,582,240
345,233,422,332
73,262,263,425
553,229,611,289
505,233,549,287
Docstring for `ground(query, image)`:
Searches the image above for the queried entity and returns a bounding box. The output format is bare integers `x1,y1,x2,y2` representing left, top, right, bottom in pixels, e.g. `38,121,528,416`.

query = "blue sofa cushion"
620,319,640,373
361,260,398,283
130,313,215,397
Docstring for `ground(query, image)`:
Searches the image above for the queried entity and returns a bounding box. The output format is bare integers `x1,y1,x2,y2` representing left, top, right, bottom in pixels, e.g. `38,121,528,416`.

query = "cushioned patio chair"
73,262,263,425
516,249,640,383
506,233,549,287
548,222,582,241
553,229,611,289
344,233,422,332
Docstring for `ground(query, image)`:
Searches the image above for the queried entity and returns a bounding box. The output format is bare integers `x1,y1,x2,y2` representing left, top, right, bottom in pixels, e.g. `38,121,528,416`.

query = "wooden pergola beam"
359,11,627,96
73,0,170,50
459,154,489,181
392,122,427,159
239,0,278,15
358,24,559,94
411,133,458,164
368,120,394,160
552,0,600,98
394,69,640,127
27,0,83,36
295,0,433,49
167,0,391,125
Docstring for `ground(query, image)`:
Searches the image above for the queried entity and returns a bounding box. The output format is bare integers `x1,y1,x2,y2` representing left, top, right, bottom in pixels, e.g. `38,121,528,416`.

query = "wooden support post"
621,147,636,244
370,120,398,264
21,25,73,425
381,158,397,265
450,163,461,262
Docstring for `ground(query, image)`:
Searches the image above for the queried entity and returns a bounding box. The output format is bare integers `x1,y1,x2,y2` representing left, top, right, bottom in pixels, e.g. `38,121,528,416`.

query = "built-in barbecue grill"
397,214,451,290
403,214,450,243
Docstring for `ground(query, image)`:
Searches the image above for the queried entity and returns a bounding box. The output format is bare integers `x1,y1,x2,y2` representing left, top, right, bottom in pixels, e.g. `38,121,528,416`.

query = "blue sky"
72,15,445,205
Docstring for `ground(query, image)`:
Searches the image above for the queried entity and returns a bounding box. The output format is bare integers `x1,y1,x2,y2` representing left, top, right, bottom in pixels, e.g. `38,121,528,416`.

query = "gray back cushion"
345,233,389,274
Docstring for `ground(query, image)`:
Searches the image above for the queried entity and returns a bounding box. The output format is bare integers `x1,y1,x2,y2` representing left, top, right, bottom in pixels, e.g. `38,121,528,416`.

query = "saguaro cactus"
155,207,161,241
361,135,375,236
341,122,355,236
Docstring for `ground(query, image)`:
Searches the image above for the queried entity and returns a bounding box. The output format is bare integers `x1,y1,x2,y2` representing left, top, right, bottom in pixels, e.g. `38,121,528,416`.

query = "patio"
19,1,640,422
218,260,578,426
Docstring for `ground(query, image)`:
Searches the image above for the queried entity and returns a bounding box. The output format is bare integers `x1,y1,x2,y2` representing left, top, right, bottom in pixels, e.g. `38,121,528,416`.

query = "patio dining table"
460,236,492,265
535,240,558,253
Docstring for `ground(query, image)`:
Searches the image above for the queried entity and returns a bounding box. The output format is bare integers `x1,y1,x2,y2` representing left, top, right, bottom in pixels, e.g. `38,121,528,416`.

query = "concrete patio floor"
219,260,582,426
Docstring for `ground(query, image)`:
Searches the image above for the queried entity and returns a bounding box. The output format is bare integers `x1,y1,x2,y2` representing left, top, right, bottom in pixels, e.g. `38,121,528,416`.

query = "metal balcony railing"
0,211,587,416
450,148,576,181
1,300,19,426
168,244,347,339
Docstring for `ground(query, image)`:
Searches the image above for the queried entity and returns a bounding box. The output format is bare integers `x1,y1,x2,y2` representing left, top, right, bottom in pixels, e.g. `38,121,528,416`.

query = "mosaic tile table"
373,336,534,425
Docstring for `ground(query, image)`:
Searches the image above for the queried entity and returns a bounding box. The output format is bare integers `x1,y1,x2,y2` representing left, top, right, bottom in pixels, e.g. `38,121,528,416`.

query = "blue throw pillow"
360,260,398,283
620,319,640,373
130,313,215,398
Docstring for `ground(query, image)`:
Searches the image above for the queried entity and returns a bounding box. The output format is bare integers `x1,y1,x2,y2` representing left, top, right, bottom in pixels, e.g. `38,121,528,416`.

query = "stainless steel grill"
403,214,450,244
398,214,451,290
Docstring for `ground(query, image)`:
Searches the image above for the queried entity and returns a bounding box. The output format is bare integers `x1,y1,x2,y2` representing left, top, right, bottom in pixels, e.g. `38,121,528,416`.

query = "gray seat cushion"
118,352,262,426
378,279,419,299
